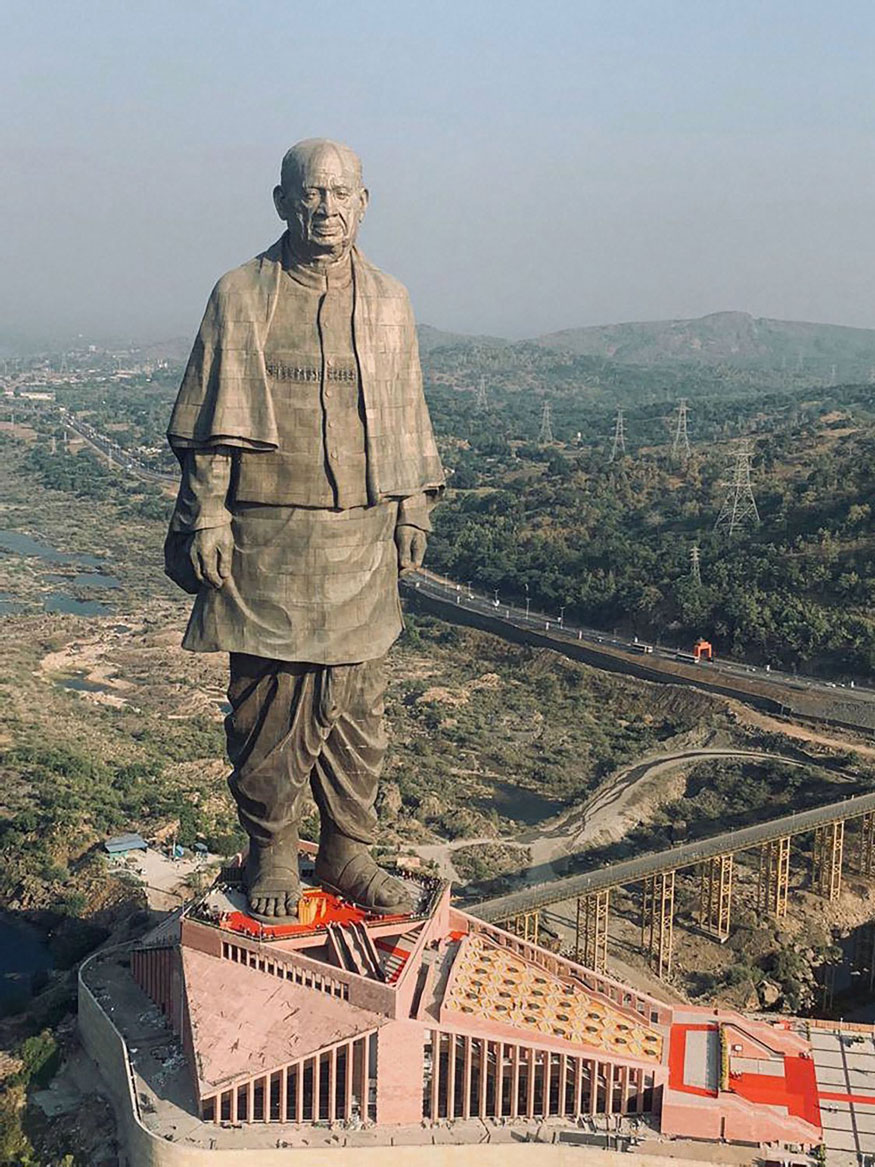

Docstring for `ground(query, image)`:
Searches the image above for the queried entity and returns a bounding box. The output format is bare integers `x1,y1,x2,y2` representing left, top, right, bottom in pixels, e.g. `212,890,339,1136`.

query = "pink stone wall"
375,1020,425,1125
180,919,223,958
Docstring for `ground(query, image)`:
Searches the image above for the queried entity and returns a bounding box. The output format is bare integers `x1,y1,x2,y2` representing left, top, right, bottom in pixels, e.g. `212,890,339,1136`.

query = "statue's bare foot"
315,833,413,916
246,838,301,923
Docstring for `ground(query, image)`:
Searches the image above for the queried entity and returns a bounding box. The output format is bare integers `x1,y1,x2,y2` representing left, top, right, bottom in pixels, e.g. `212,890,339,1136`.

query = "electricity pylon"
608,407,626,463
690,545,702,587
538,399,554,444
714,443,760,536
671,399,691,462
476,375,488,410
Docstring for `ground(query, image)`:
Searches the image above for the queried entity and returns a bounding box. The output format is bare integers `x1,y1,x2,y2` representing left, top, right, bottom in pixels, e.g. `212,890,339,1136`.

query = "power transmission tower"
671,398,691,462
475,375,488,410
690,545,702,587
538,399,554,444
608,407,626,462
714,443,760,536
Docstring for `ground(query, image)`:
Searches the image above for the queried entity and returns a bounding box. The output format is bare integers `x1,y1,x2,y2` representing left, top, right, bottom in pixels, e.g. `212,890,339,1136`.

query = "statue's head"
274,138,368,265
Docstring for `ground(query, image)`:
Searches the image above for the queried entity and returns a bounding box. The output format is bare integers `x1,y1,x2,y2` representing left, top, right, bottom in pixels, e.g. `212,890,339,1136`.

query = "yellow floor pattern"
444,933,663,1063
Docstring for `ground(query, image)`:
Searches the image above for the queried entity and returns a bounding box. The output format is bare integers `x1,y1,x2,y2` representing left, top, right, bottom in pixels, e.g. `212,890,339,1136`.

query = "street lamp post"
524,582,530,619
559,605,565,628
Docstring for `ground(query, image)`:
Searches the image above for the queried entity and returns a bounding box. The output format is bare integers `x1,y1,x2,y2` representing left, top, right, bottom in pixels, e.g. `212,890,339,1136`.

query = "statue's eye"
334,188,351,200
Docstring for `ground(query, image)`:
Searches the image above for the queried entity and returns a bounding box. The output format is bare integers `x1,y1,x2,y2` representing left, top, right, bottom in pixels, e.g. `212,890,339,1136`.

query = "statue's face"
274,146,368,264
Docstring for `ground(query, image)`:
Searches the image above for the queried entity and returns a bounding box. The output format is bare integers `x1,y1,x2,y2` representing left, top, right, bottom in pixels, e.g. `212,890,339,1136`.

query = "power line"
714,442,760,536
671,398,691,462
608,407,626,463
538,399,554,444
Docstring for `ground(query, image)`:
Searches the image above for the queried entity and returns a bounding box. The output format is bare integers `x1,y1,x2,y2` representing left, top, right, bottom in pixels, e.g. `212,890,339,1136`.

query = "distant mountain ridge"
418,311,875,375
534,311,875,369
417,324,509,354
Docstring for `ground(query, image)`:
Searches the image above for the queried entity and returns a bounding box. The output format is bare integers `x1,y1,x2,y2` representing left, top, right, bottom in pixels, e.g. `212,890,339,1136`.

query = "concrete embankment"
405,585,875,735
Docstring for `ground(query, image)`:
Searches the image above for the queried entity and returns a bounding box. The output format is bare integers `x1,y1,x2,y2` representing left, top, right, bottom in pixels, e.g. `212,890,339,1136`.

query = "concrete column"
247,1077,255,1123
574,1057,583,1116
589,1061,598,1115
462,1035,472,1120
296,1059,305,1123
230,1084,238,1124
605,1062,614,1116
313,1055,321,1123
620,1064,630,1113
213,1093,221,1124
447,1034,457,1119
510,1045,520,1119
526,1047,536,1118
495,1042,504,1119
478,1039,489,1119
559,1054,568,1117
430,1033,441,1120
280,1064,288,1123
328,1047,337,1123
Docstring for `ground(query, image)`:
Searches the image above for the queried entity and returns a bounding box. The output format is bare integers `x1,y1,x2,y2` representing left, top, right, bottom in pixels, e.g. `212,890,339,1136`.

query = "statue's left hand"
395,524,427,575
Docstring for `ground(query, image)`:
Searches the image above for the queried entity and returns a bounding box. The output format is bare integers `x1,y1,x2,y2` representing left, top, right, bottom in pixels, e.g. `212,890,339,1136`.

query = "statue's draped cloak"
166,238,443,665
167,238,444,503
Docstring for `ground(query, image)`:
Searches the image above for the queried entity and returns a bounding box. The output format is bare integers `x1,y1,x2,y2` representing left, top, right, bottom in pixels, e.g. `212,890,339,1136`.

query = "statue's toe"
245,839,301,921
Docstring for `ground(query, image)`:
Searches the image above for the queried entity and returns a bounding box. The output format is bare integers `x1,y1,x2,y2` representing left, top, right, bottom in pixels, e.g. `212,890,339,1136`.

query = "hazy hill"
534,311,875,373
417,323,509,354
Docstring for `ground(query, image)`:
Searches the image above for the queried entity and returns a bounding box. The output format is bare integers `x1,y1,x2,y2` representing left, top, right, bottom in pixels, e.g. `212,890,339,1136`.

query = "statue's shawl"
167,238,444,501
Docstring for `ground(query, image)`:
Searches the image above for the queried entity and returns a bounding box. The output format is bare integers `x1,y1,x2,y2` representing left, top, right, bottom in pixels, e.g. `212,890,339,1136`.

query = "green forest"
424,377,875,678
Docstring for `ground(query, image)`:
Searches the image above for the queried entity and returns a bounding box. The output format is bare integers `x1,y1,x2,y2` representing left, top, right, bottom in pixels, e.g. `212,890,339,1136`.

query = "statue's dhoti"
225,653,387,847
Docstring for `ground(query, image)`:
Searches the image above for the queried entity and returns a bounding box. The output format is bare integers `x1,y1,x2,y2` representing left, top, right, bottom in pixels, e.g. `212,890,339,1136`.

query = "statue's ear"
273,184,288,221
358,188,370,220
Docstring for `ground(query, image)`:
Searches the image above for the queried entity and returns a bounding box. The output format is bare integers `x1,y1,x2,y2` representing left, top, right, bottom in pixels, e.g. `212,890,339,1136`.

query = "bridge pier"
813,821,844,901
859,812,875,875
507,910,540,943
699,854,733,941
579,890,610,974
758,836,790,920
642,871,675,979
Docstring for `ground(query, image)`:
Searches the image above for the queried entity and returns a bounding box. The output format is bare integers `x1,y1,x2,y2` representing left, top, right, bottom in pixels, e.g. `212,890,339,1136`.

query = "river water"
0,528,120,616
0,913,54,1009
474,778,565,826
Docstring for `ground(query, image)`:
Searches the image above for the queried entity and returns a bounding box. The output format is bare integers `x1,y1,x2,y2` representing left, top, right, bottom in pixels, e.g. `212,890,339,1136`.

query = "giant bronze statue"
164,139,444,922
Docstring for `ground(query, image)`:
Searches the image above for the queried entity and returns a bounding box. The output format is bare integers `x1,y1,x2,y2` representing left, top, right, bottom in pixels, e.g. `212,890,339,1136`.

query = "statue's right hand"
189,526,234,589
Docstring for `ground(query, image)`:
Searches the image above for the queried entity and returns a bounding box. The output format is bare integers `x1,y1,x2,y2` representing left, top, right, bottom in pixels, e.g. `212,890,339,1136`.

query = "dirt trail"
412,746,816,886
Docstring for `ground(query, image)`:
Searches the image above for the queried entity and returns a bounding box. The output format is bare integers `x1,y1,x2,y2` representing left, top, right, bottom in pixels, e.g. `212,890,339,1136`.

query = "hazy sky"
3,1,875,344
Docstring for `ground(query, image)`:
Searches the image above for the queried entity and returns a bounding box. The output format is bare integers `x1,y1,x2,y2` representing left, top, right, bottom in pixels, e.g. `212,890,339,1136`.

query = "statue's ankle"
317,826,370,866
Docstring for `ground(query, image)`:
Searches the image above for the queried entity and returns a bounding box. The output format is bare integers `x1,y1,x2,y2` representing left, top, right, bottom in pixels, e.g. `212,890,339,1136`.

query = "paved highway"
404,568,875,710
59,409,177,486
473,756,875,922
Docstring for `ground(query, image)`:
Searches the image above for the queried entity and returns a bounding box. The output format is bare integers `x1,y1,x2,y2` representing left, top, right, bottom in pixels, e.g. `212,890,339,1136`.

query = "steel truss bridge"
473,763,875,982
